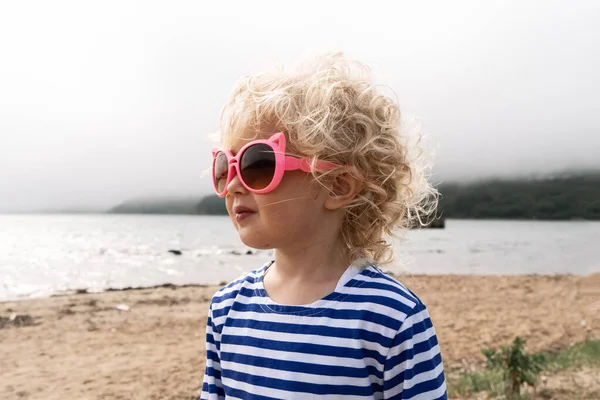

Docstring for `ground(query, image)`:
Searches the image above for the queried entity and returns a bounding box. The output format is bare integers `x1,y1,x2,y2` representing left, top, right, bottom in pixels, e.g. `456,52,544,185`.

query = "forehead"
224,132,259,153
222,126,277,154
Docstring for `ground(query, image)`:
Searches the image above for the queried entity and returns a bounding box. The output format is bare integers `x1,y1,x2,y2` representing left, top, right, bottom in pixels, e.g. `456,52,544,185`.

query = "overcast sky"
1,0,599,212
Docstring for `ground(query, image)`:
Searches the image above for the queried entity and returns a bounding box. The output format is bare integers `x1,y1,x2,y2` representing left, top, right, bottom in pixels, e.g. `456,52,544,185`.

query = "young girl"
201,53,446,399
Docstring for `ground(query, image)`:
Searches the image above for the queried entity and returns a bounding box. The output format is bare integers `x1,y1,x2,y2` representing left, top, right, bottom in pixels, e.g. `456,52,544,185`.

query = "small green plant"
482,336,546,398
447,339,600,399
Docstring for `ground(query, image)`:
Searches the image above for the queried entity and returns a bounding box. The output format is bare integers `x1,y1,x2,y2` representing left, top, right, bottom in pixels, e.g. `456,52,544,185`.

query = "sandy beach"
1,273,599,400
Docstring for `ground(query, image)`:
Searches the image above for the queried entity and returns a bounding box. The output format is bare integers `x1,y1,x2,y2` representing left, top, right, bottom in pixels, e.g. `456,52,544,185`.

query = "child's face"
224,134,332,252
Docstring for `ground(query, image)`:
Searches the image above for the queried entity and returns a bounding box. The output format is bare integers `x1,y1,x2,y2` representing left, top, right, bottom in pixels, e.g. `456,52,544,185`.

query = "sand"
1,273,599,400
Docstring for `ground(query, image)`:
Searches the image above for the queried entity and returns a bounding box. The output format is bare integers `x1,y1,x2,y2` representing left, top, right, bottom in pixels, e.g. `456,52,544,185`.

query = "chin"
238,232,273,250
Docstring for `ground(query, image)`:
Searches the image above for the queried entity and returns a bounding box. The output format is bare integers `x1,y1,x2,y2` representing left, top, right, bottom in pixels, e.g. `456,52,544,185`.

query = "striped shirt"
201,261,447,399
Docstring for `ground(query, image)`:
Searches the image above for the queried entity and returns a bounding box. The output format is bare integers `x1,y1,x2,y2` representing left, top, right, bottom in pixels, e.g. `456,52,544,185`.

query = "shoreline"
1,273,599,399
3,270,596,304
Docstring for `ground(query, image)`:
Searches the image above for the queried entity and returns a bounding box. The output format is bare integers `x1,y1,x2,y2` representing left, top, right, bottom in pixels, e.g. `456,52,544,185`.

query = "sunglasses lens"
213,152,229,194
240,143,276,190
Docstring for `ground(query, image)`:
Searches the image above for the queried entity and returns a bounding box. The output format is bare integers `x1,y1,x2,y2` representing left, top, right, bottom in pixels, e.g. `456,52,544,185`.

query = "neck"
263,235,352,305
271,235,351,284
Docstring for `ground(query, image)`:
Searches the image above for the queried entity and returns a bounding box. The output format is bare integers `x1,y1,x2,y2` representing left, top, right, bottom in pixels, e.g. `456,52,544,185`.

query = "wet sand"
1,273,599,399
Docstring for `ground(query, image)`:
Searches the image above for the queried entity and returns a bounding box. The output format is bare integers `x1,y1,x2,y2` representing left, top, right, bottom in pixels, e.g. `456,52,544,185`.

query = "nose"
226,168,248,195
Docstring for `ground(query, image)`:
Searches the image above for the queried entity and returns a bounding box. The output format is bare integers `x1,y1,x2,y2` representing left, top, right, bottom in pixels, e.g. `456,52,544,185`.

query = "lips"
233,205,256,222
233,205,256,214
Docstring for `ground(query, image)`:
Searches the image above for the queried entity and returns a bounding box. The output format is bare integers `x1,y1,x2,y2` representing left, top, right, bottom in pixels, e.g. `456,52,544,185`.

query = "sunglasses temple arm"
284,156,310,172
284,156,337,173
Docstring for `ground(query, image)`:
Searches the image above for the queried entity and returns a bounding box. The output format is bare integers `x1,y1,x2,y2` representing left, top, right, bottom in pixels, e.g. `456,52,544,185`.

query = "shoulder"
344,265,430,329
207,263,268,331
211,266,265,303
209,262,268,309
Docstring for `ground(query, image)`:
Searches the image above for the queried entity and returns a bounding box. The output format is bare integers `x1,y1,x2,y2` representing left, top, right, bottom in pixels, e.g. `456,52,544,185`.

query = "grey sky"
1,0,599,212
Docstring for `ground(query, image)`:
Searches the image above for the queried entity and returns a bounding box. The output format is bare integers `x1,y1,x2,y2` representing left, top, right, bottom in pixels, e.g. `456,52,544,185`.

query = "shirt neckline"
254,259,375,316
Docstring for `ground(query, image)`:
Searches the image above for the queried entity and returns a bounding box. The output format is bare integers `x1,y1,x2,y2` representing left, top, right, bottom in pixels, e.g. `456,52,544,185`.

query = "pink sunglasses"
211,132,337,197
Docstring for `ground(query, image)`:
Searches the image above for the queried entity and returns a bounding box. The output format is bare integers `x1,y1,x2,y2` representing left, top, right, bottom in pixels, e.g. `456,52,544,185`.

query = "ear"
324,172,362,211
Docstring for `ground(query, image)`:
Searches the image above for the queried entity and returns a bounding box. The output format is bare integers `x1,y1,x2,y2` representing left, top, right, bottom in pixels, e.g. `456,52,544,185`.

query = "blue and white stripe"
201,263,447,399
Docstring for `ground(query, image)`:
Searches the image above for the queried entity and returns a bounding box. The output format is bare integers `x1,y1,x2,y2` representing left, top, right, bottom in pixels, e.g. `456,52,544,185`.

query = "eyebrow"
227,138,256,156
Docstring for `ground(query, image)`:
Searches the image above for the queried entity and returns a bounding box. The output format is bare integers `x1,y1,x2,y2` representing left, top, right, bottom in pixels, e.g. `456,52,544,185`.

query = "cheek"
257,193,321,228
253,172,325,228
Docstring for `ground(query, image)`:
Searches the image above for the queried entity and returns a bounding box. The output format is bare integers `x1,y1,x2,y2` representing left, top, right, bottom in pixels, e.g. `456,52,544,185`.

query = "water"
0,214,599,301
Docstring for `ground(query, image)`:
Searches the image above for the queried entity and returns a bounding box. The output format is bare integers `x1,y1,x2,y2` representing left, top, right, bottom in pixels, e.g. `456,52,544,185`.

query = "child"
201,53,446,399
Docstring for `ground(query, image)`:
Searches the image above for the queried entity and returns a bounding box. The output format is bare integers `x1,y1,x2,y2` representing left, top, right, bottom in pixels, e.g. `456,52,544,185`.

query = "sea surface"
1,214,599,301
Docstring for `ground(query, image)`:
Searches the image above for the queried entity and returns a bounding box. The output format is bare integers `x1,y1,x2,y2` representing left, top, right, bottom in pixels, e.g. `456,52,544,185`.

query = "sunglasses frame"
211,132,336,197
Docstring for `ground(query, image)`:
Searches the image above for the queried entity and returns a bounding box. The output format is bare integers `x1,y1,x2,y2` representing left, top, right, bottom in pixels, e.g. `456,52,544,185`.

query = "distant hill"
195,194,227,215
108,195,228,215
108,197,201,215
107,170,600,220
438,171,600,220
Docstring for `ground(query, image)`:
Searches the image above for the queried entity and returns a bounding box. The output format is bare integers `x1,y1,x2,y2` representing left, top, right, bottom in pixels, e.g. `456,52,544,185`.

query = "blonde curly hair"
219,53,439,265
